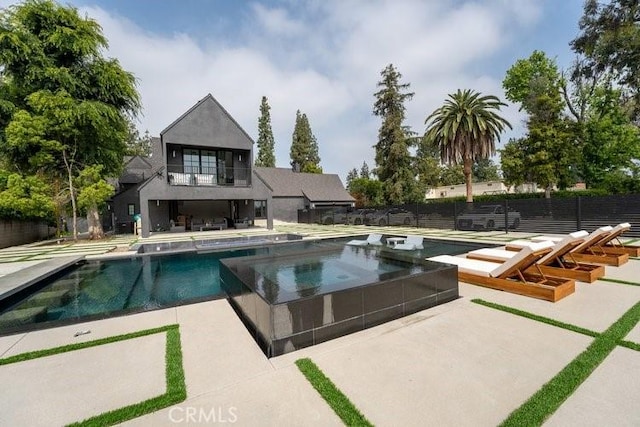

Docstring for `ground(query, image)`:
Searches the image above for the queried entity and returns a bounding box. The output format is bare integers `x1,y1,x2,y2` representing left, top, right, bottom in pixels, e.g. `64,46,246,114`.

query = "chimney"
292,162,300,173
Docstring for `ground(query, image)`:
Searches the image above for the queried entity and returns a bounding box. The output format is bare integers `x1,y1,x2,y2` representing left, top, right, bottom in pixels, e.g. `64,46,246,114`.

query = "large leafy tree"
125,119,152,157
438,164,465,186
415,136,441,189
571,0,640,119
0,172,54,221
424,89,511,203
581,86,640,191
290,110,322,173
76,165,114,239
0,0,140,239
499,138,527,189
255,96,276,167
348,177,384,207
473,158,500,182
373,64,421,204
502,51,576,197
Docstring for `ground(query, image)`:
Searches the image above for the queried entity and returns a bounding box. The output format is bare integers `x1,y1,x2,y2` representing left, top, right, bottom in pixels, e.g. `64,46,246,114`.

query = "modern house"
112,94,353,236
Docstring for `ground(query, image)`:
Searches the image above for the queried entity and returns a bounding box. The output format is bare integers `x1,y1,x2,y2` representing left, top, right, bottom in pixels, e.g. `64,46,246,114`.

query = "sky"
2,0,586,181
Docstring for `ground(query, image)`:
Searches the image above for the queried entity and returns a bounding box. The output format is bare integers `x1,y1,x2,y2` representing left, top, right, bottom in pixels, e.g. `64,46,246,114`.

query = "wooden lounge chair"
466,231,605,283
428,242,575,302
347,233,383,246
530,223,638,256
394,235,424,250
523,226,629,267
591,223,638,257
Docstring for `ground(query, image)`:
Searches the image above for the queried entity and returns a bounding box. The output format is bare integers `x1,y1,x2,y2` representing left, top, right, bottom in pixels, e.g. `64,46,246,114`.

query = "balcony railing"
167,165,251,187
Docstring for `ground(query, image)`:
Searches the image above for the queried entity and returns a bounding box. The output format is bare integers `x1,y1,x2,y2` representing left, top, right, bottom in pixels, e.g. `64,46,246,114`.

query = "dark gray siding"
272,197,306,223
162,96,253,150
112,185,140,233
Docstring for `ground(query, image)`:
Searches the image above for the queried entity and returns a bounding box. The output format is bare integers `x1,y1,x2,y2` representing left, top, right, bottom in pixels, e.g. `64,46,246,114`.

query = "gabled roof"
123,155,152,170
160,93,255,143
254,167,354,202
119,155,153,184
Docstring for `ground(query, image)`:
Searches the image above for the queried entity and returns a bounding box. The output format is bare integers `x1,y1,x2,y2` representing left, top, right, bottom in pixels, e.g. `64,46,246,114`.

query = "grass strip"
471,299,599,338
296,358,373,427
618,340,640,351
0,325,186,427
69,326,186,426
599,277,640,286
500,301,640,427
0,324,176,366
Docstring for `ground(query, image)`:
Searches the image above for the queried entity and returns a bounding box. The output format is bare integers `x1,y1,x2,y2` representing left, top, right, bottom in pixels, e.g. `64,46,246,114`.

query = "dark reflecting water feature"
221,244,459,357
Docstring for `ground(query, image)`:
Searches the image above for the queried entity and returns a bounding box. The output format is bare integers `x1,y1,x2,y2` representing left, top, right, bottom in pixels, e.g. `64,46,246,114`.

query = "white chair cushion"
468,248,516,262
428,255,496,277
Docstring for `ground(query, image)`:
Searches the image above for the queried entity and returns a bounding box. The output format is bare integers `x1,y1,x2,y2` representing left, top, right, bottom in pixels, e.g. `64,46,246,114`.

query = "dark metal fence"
297,194,640,238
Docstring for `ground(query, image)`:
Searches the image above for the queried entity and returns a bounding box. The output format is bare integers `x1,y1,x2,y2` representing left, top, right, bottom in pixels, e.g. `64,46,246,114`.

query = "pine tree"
373,64,420,204
290,110,322,173
360,161,370,179
255,96,276,167
346,168,358,191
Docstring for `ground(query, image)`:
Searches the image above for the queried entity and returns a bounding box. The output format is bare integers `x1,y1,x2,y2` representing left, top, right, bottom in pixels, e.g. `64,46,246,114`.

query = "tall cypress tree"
255,96,276,167
346,168,358,190
373,64,419,204
290,110,322,173
360,161,370,179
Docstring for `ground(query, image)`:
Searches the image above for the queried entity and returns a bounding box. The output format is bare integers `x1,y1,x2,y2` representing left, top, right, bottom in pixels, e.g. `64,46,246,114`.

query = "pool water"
250,246,417,299
0,236,492,334
0,247,270,332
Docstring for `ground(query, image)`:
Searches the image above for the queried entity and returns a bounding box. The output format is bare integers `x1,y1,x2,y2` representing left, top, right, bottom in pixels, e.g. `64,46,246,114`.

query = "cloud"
250,3,306,37
76,0,545,180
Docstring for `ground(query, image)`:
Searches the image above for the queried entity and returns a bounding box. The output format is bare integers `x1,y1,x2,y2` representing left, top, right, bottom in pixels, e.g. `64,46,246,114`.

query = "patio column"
140,195,151,238
266,192,274,230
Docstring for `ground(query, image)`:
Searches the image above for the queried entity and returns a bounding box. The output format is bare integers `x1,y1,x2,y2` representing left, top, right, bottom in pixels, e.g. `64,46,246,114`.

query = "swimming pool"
221,243,458,356
0,236,490,338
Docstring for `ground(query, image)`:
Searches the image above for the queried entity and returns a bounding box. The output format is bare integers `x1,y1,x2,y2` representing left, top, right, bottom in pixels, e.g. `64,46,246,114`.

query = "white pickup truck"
456,205,521,230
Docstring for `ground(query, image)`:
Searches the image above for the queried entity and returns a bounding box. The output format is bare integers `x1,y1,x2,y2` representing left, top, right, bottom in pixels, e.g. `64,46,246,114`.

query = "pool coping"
0,256,84,303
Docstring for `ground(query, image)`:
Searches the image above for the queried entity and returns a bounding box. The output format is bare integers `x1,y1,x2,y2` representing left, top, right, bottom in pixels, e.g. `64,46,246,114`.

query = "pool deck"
0,223,639,426
0,256,84,302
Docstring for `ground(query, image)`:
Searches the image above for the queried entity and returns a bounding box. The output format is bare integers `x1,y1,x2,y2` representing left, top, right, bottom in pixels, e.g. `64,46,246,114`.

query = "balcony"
167,165,251,187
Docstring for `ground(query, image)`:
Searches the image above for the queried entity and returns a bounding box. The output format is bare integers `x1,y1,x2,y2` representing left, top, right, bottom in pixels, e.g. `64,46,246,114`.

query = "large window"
183,149,200,173
254,200,267,218
201,150,217,175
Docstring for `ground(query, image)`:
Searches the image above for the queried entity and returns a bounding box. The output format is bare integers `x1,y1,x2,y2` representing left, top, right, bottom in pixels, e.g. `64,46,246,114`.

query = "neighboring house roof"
160,93,255,144
254,167,354,202
123,155,153,170
118,155,154,184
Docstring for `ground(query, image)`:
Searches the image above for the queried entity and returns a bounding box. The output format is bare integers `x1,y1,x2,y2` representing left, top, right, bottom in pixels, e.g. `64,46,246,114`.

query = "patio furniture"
347,233,383,246
428,241,575,302
466,231,605,283
393,235,424,251
531,223,638,257
386,237,406,248
234,218,250,229
509,226,629,267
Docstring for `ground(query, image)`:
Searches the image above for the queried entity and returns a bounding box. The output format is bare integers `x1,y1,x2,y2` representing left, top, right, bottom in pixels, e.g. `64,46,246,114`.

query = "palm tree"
424,89,512,203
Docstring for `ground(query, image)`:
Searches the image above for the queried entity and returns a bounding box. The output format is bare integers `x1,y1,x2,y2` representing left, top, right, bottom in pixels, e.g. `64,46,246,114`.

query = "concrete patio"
0,224,638,426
